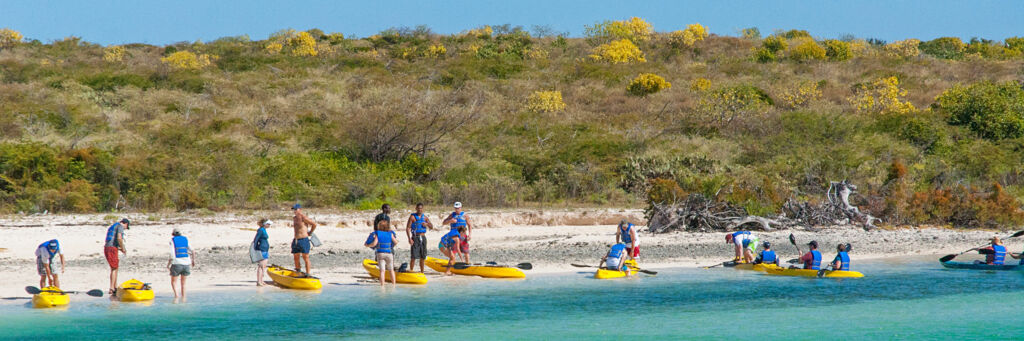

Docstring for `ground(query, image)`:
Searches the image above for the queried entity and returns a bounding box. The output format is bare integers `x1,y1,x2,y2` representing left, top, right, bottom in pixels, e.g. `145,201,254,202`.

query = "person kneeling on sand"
366,220,399,286
168,228,196,299
831,244,851,270
35,239,64,289
599,243,631,277
725,231,758,263
753,241,779,266
438,226,466,275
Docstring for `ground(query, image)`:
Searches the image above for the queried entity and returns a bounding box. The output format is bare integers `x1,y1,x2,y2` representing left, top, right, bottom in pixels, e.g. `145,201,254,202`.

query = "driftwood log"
646,180,879,233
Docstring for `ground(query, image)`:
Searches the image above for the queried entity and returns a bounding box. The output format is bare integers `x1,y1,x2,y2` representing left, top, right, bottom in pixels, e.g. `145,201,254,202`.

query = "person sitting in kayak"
437,226,466,275
599,243,631,276
973,237,1007,265
794,240,821,270
831,244,851,270
365,220,399,286
725,231,758,263
753,241,779,266
616,220,639,261
35,239,64,289
442,202,472,263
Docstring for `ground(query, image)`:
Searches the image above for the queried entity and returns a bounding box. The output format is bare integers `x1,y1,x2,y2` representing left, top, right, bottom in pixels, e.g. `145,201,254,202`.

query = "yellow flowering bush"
265,42,283,54
823,40,852,61
848,39,871,57
287,31,318,56
161,51,215,70
884,39,921,58
780,81,822,108
690,78,711,91
627,73,671,97
585,17,653,43
788,37,826,61
527,90,567,113
848,76,916,115
0,28,23,49
464,25,493,39
525,47,548,60
426,44,447,58
589,39,646,64
670,23,708,48
102,45,127,62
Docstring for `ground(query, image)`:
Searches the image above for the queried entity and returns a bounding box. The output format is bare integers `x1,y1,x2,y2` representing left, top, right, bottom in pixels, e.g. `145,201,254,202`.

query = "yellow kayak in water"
425,257,525,278
594,260,640,279
362,259,428,284
116,279,154,302
762,266,864,278
731,263,778,272
32,286,70,308
267,265,322,289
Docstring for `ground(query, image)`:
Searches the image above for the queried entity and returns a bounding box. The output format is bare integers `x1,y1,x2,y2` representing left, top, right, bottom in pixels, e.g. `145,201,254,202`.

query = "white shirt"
35,245,60,262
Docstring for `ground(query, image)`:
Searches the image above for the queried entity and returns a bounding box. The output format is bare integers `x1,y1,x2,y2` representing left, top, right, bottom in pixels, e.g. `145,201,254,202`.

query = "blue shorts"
261,251,269,259
291,238,311,254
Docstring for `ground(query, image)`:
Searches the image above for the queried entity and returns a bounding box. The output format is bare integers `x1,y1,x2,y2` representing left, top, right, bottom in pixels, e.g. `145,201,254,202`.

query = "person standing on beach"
291,204,317,274
167,228,196,299
374,204,391,232
442,202,472,263
103,218,129,296
616,220,639,261
35,239,64,289
254,219,271,286
366,220,399,286
725,231,758,263
406,203,434,272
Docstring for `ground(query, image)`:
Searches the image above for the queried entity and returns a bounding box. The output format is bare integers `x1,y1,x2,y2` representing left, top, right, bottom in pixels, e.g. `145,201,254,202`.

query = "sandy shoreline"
0,209,1015,303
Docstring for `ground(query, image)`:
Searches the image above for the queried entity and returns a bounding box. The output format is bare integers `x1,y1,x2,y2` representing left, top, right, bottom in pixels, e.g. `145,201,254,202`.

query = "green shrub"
762,36,787,54
823,39,853,61
753,47,776,63
79,73,154,91
919,37,966,59
781,29,811,39
934,81,1024,140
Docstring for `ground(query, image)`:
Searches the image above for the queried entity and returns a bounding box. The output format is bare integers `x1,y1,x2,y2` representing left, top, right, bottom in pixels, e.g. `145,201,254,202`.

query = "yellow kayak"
362,259,428,285
594,260,640,279
425,257,525,278
762,266,864,278
267,265,322,289
116,279,154,302
32,286,70,308
732,263,778,272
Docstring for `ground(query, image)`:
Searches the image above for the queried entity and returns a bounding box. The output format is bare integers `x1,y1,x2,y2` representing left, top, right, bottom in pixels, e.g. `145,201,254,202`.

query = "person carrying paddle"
366,220,399,286
374,204,391,232
291,203,317,275
442,202,472,263
599,243,631,276
438,226,467,275
616,220,639,261
973,237,1008,265
725,231,758,263
406,203,434,273
103,218,130,296
254,219,271,286
794,240,822,270
753,241,779,266
35,239,64,289
167,228,196,299
831,243,851,270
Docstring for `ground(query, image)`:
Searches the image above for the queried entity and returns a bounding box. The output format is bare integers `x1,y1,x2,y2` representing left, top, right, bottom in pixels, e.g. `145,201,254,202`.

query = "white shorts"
606,257,623,270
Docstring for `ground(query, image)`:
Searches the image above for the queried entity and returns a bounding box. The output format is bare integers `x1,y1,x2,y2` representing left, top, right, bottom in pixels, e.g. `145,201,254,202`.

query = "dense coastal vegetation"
2,20,1024,228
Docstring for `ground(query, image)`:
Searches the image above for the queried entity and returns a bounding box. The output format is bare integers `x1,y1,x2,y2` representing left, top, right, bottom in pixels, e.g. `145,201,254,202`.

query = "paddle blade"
638,269,658,275
86,289,104,297
516,263,533,270
789,234,797,245
452,263,471,270
846,243,852,253
25,286,41,295
938,254,956,263
786,258,800,264
570,263,594,268
817,269,827,278
1011,230,1024,238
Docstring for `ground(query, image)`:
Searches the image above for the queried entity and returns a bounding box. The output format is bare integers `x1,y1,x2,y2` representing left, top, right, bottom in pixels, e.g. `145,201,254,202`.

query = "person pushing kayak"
599,243,631,276
616,220,639,261
438,226,467,275
831,243,851,270
103,218,130,296
167,228,196,299
442,202,472,263
405,203,434,273
291,203,317,275
795,240,821,270
973,237,1007,265
35,239,64,289
753,241,779,266
366,220,399,286
254,219,271,286
725,231,758,263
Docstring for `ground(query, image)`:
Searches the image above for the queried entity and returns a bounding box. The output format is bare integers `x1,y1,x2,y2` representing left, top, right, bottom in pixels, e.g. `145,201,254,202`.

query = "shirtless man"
291,204,317,274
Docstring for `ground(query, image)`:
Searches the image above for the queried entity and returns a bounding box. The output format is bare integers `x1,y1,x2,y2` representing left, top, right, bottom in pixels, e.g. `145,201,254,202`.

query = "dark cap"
807,240,818,248
762,241,771,248
120,218,130,229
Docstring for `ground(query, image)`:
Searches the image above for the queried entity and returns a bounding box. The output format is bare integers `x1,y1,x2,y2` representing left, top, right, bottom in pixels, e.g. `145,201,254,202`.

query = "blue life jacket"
441,230,460,247
608,244,626,259
759,250,777,263
450,212,467,228
39,240,59,259
991,245,1007,265
731,231,751,241
411,213,427,234
172,236,190,259
620,223,634,244
805,250,821,270
836,252,850,270
375,231,395,253
105,223,122,247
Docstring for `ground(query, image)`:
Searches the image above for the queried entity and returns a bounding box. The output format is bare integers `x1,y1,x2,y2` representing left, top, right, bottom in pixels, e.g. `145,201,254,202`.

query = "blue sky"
2,0,1023,45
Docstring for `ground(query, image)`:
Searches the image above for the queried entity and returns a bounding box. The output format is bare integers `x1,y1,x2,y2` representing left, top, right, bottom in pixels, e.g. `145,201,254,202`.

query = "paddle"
452,262,533,270
701,260,737,269
570,263,657,275
938,230,1024,263
270,264,321,279
25,286,104,297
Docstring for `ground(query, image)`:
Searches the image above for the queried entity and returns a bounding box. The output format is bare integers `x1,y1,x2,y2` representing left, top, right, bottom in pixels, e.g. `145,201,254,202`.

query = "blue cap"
292,203,301,209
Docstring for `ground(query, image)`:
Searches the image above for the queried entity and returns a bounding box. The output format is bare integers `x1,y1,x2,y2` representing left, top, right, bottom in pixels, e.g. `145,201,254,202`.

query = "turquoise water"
3,258,1024,340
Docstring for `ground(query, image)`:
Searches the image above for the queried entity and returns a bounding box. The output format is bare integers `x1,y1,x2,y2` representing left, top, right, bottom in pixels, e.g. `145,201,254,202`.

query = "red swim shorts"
104,246,120,269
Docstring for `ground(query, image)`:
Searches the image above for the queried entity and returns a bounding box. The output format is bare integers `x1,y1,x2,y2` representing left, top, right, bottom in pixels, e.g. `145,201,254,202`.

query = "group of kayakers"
970,236,1024,265
361,202,474,285
724,230,853,271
